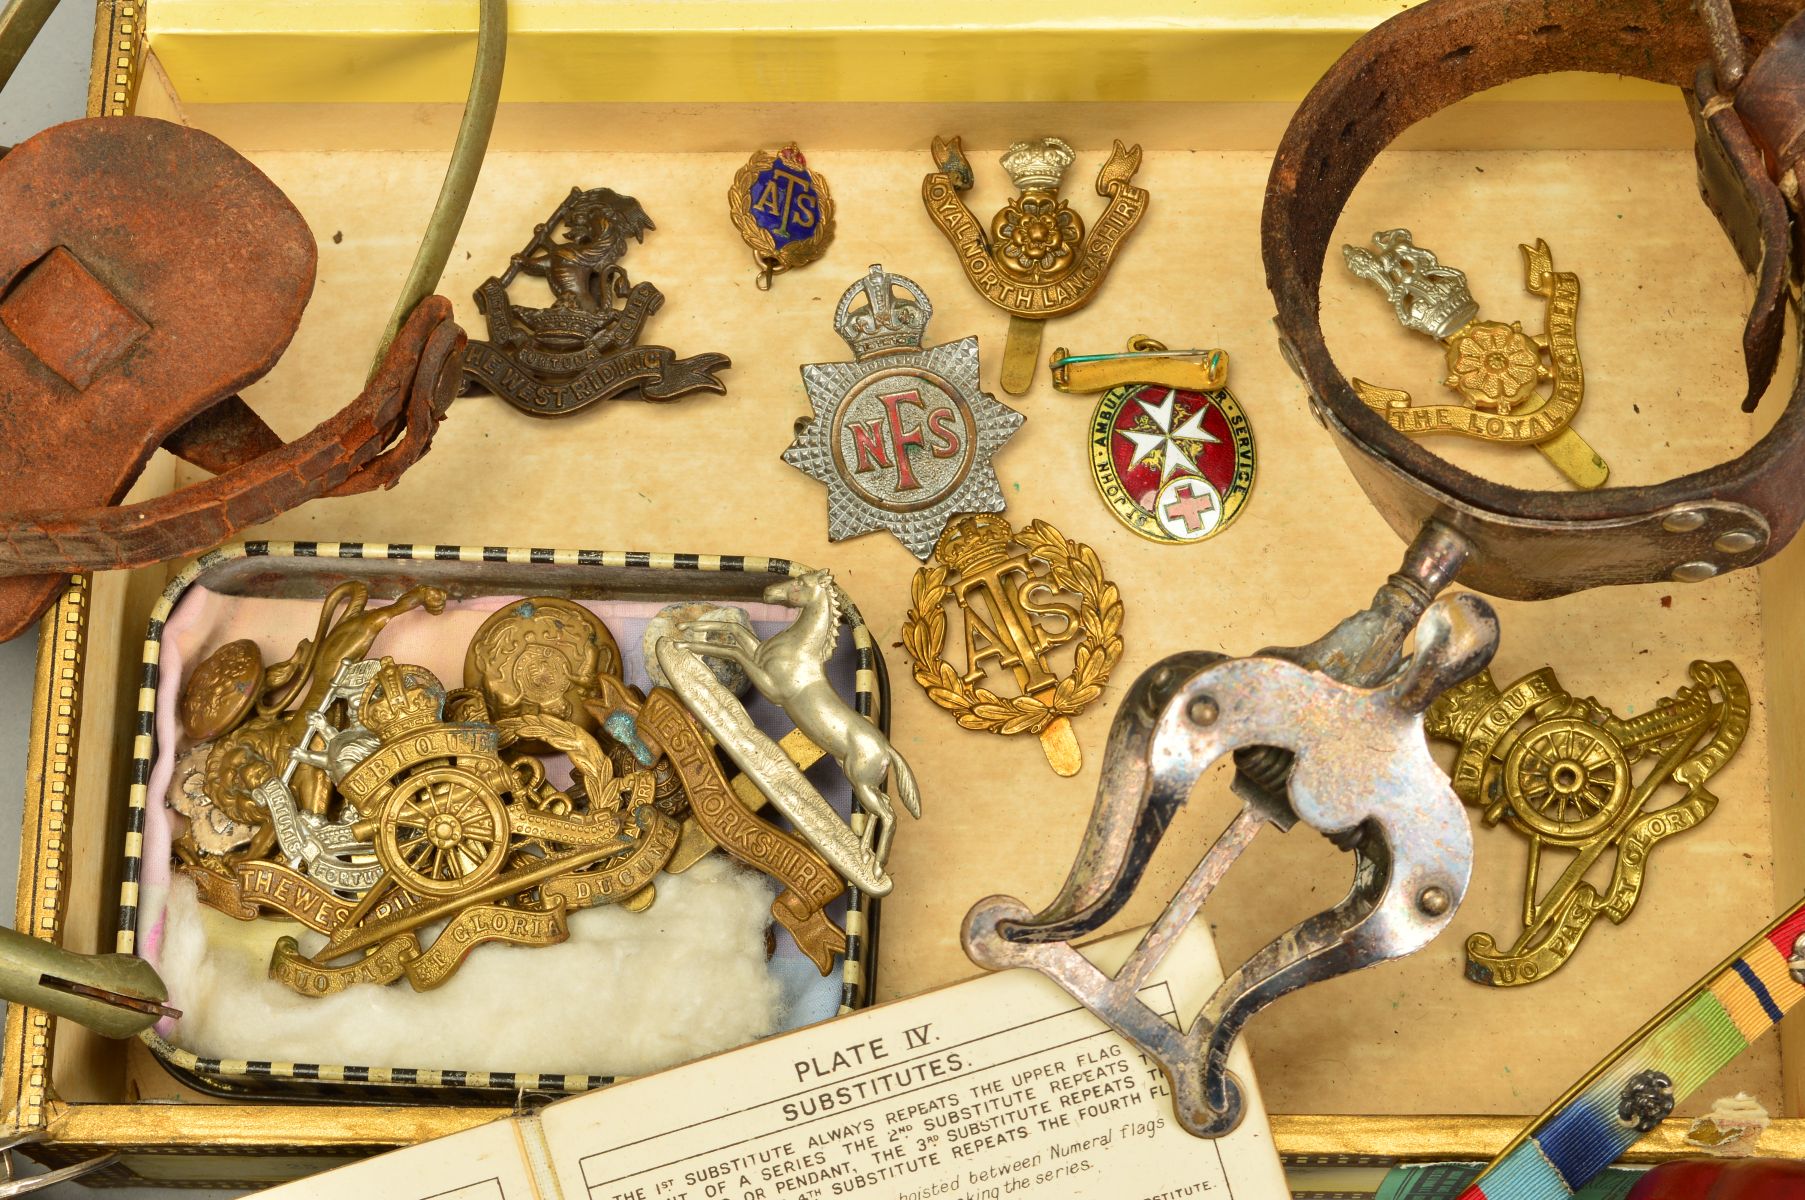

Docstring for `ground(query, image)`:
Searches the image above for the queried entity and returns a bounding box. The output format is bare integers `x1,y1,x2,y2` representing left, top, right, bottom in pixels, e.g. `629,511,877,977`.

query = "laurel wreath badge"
901,517,1124,737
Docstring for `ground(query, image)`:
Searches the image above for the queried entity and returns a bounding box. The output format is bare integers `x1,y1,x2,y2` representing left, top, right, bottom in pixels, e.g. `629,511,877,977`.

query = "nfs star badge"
784,265,1025,560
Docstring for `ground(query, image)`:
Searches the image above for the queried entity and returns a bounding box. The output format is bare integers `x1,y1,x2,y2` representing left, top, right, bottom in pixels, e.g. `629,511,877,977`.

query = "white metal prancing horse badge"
1052,337,1256,544
783,264,1025,560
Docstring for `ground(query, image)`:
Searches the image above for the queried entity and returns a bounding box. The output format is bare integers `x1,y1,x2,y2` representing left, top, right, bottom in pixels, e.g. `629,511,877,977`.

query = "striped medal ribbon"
1461,895,1805,1198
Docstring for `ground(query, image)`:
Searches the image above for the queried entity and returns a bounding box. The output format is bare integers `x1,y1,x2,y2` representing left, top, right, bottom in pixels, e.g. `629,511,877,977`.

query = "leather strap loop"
0,298,462,580
0,3,502,640
1264,0,1805,600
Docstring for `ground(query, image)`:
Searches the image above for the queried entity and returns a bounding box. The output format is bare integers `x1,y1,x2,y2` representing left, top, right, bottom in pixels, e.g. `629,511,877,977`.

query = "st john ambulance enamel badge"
1091,381,1255,543
783,265,1025,560
1053,338,1254,544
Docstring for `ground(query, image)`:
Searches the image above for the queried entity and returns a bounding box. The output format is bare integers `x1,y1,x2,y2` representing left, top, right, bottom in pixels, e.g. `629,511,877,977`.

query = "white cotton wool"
154,855,784,1078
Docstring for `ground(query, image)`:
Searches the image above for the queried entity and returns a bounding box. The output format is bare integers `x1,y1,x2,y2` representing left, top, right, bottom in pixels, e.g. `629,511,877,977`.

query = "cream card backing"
258,925,1285,1199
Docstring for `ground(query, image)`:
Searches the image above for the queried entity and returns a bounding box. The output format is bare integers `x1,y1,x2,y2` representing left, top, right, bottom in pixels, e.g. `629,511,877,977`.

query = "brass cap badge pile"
173,575,916,994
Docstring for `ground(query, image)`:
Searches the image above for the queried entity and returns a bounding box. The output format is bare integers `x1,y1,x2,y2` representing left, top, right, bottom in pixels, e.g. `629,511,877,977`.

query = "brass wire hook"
367,0,508,378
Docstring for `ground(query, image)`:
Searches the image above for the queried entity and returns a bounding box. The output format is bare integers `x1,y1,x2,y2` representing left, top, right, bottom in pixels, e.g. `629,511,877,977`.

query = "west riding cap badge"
1342,229,1606,489
463,186,731,417
784,265,1025,560
902,514,1123,777
1052,337,1257,544
728,144,835,290
1425,658,1749,987
923,136,1150,394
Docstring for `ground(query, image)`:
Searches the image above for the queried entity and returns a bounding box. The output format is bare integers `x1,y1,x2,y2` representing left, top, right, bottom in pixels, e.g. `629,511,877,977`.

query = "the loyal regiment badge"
1343,228,1605,489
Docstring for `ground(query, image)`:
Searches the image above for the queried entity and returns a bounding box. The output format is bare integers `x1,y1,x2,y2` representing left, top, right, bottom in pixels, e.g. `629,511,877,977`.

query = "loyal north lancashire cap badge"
783,264,1025,560
922,135,1149,394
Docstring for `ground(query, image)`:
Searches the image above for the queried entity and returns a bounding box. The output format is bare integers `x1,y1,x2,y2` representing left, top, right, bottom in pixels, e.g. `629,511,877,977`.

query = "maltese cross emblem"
1053,337,1255,545
784,265,1025,559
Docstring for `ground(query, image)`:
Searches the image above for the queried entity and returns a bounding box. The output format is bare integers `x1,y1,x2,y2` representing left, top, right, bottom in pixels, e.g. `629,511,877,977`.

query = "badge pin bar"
1051,339,1229,394
1055,337,1256,545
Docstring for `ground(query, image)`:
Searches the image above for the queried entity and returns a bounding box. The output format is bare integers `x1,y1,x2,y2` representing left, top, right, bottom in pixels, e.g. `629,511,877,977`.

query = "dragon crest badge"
463,186,731,417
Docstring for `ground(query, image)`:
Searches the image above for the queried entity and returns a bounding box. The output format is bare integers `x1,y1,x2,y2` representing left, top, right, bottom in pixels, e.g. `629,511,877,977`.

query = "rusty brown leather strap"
0,298,462,576
0,116,465,640
1264,0,1805,600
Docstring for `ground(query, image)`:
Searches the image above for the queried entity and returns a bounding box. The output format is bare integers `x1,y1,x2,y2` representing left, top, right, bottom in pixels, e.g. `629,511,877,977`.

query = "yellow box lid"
147,0,1670,106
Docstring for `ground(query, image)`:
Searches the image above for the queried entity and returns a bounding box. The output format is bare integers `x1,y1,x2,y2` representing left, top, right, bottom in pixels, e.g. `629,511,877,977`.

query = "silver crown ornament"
999,136,1077,192
1343,228,1479,342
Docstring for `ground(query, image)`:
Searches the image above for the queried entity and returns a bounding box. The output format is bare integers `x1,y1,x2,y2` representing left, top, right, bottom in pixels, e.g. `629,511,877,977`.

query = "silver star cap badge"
784,264,1025,559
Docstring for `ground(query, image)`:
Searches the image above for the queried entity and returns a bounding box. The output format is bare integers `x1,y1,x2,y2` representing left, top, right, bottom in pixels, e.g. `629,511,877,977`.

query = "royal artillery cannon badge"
1052,336,1256,544
1425,659,1749,986
923,135,1149,394
463,186,731,417
1343,228,1606,489
783,264,1024,560
902,514,1122,777
728,144,835,289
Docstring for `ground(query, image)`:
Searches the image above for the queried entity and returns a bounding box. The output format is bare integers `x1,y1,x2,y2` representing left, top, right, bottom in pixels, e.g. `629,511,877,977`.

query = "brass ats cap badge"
784,265,1025,560
903,514,1123,777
